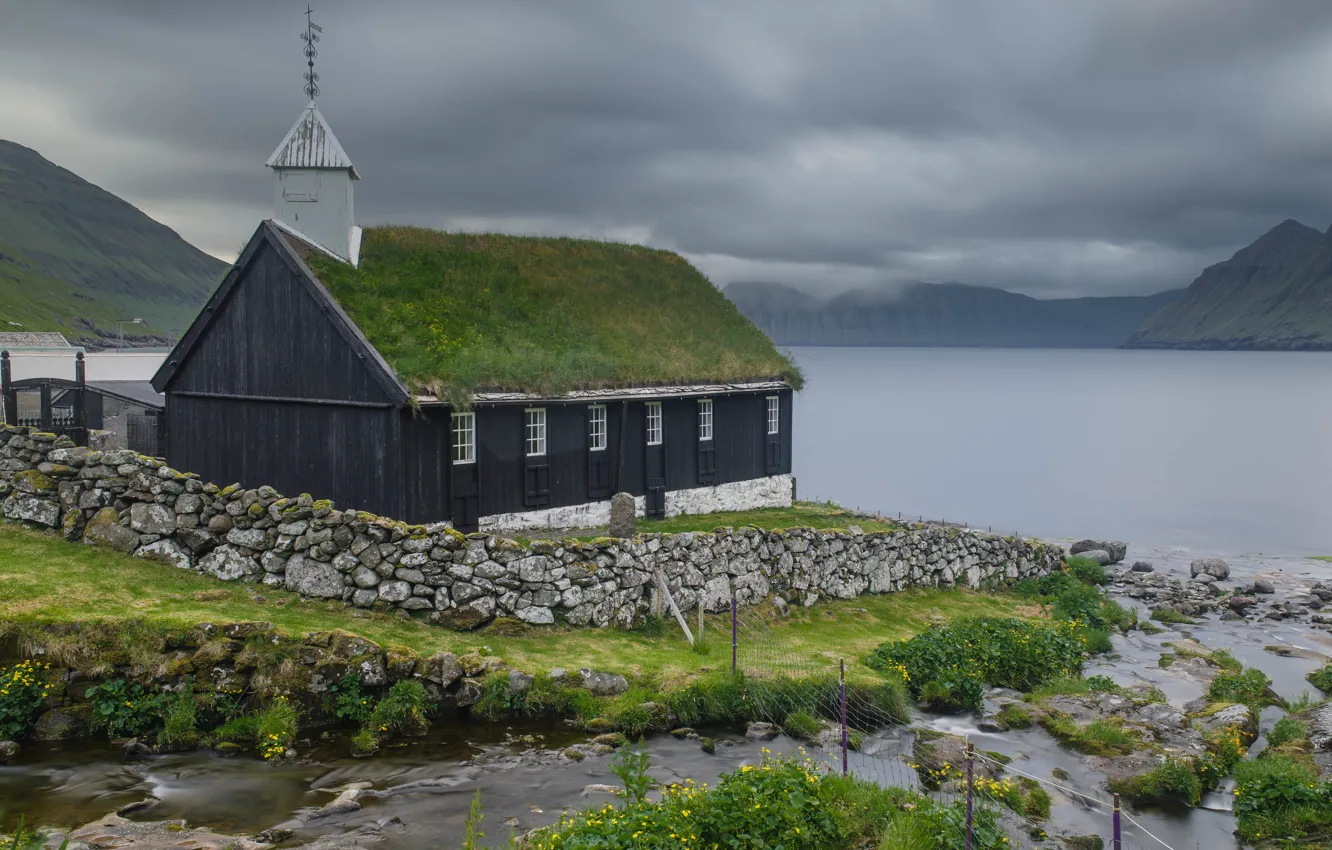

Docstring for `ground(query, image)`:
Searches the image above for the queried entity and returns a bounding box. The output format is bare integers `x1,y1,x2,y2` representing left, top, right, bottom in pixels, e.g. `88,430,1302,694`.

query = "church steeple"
266,9,360,265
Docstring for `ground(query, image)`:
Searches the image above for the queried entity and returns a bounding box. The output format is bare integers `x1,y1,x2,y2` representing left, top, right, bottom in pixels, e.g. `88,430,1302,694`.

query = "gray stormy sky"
5,0,1332,298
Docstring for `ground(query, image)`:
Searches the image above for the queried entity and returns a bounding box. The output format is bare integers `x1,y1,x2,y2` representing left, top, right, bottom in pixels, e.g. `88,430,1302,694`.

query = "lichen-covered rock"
609,492,636,538
578,669,629,696
32,705,92,740
130,502,177,535
135,538,193,571
437,599,496,631
1191,558,1230,580
3,494,60,527
418,652,464,688
84,507,139,553
285,553,344,598
12,469,57,494
200,544,258,581
0,740,18,763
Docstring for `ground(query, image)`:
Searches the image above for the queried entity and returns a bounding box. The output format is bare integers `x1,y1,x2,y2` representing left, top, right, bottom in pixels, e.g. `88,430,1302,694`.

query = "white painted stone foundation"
478,474,795,533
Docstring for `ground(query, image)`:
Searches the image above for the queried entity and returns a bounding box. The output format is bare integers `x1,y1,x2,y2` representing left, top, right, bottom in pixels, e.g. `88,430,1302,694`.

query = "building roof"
266,102,360,179
0,331,72,349
300,226,802,403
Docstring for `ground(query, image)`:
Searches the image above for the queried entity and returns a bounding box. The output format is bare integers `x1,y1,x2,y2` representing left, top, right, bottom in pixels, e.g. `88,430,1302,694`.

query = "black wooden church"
151,99,799,533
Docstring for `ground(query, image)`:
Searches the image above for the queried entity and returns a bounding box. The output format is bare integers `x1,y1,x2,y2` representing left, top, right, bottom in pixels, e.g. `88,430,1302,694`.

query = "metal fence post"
730,590,738,676
965,741,975,850
1112,792,1121,850
839,658,848,776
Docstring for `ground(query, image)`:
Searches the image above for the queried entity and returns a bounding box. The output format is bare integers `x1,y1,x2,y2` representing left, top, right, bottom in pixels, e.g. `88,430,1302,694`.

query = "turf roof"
305,226,802,402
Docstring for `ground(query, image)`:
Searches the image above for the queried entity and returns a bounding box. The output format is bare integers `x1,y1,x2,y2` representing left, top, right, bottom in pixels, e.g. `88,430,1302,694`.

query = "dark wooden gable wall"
162,232,404,517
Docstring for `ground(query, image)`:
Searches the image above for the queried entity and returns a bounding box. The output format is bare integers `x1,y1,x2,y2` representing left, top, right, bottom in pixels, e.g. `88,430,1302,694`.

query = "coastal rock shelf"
0,426,1062,627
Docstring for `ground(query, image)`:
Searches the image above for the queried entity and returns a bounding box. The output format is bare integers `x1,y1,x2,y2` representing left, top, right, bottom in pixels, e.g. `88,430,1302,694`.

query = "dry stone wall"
0,426,1064,628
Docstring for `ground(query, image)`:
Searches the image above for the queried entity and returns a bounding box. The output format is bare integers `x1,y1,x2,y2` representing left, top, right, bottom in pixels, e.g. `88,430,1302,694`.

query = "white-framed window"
525,408,547,457
451,412,475,464
588,404,607,451
698,398,713,441
766,396,780,435
646,401,663,446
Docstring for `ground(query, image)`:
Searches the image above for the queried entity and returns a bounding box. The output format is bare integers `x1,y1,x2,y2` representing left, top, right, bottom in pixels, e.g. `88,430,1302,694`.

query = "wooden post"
656,568,694,645
839,658,848,776
1112,793,1121,850
965,741,975,850
730,590,738,676
0,351,12,426
74,351,87,445
39,381,52,430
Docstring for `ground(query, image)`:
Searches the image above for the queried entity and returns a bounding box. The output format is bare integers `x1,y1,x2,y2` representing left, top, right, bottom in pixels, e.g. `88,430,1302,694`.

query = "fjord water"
791,347,1332,556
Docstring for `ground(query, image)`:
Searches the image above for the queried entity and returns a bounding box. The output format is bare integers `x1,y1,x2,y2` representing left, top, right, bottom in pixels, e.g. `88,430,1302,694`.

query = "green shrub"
1209,668,1277,709
0,661,52,741
1110,758,1201,806
868,617,1086,711
86,679,168,739
1209,648,1243,673
210,713,259,746
819,774,912,844
471,672,522,721
256,696,299,760
1052,584,1106,629
1082,629,1113,654
880,796,1008,850
327,674,375,723
608,742,653,804
157,687,199,749
664,672,749,727
525,753,843,850
1011,578,1041,599
1234,754,1332,843
1101,600,1137,632
1308,662,1332,695
1037,571,1078,597
1267,716,1308,748
367,680,429,737
1197,726,1247,788
1066,555,1107,586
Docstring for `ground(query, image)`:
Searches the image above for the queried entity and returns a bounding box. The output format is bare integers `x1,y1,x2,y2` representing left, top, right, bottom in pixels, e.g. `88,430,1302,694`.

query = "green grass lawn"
560,502,898,539
309,227,801,401
0,522,1031,680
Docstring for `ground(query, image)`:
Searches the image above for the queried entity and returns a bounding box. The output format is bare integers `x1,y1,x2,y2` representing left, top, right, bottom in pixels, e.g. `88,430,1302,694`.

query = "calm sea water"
790,347,1332,556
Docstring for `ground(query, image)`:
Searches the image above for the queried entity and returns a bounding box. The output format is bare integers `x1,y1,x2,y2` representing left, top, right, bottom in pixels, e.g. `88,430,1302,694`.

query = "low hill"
305,226,801,400
0,139,226,345
726,281,1182,348
1127,219,1332,350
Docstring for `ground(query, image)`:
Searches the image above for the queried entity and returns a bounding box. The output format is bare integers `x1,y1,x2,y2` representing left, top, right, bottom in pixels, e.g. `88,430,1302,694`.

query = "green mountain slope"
726,281,1182,348
1127,219,1332,350
0,139,225,345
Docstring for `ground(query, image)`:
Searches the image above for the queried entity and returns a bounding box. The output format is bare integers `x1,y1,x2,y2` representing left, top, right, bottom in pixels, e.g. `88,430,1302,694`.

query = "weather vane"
301,6,322,101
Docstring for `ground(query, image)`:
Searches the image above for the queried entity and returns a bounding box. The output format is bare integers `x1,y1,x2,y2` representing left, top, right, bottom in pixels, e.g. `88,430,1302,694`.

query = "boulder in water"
1071,539,1128,564
1190,558,1230,580
1075,549,1112,566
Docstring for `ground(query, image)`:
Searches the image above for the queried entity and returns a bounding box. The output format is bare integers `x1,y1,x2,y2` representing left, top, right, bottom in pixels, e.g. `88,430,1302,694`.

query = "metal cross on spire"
301,6,323,101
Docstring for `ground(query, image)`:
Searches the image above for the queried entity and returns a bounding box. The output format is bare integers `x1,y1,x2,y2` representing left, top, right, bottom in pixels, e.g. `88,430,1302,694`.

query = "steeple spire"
302,6,322,101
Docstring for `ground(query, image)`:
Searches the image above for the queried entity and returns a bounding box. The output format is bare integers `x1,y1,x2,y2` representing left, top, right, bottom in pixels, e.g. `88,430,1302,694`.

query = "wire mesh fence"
723,591,1178,850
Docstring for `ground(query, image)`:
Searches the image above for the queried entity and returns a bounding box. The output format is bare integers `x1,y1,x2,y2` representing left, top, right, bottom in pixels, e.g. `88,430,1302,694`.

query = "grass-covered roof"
306,226,802,401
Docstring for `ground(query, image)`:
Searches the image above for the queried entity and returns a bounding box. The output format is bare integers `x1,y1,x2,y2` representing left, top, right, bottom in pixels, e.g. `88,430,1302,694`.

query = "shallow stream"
5,547,1330,848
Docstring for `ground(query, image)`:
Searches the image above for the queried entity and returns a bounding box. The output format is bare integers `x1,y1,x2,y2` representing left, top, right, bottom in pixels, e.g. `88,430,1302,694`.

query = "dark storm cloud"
5,0,1332,296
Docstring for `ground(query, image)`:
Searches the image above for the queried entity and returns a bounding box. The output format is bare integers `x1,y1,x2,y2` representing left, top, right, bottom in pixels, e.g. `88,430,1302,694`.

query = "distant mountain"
1127,219,1332,350
727,280,1183,348
0,139,225,346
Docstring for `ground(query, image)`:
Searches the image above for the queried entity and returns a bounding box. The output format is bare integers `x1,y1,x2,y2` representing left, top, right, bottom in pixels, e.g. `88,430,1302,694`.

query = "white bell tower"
266,10,361,265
